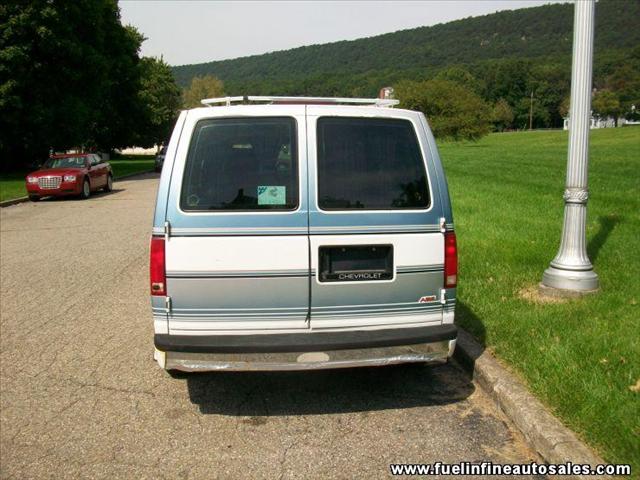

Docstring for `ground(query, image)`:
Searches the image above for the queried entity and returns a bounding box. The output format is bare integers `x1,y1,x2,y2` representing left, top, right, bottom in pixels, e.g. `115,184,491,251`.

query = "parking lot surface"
1,174,541,479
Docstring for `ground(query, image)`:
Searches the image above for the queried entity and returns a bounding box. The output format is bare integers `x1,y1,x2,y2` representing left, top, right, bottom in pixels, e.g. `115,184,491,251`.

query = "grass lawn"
439,127,639,471
109,155,155,178
0,172,30,203
0,155,154,202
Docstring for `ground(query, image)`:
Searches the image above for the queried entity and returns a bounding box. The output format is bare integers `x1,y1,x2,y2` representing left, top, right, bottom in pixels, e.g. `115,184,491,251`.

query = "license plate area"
318,245,393,282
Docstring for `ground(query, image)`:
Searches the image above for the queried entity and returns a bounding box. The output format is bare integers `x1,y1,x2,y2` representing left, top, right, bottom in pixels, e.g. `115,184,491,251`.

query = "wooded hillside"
172,0,638,96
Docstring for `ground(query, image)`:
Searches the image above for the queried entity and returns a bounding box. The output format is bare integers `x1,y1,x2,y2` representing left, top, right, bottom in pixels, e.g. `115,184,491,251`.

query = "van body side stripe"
167,269,311,278
154,225,452,236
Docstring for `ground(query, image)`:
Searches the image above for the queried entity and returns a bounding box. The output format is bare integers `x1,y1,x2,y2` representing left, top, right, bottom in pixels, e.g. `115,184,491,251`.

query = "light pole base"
540,267,599,296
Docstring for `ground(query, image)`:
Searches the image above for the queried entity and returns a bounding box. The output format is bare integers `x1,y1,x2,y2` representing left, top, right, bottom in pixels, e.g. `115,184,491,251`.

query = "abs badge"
418,295,436,303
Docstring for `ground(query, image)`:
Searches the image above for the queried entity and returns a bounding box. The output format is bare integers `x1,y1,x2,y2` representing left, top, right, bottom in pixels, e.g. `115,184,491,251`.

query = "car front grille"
38,176,62,189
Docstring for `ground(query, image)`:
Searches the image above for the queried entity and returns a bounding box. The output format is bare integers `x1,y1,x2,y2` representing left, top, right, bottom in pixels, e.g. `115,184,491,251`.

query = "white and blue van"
150,96,457,372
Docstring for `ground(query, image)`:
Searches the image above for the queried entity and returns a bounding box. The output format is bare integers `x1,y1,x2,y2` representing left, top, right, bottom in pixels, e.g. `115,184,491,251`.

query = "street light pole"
541,0,599,293
529,90,534,131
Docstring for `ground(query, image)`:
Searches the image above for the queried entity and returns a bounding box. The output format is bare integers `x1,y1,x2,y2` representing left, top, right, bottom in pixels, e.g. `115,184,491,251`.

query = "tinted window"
44,156,87,169
181,117,298,211
317,117,429,210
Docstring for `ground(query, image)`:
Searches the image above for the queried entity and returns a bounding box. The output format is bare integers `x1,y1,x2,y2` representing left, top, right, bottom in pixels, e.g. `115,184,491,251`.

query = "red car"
25,153,113,201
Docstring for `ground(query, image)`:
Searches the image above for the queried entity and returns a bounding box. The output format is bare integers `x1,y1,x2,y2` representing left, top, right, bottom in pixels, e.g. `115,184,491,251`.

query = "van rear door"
306,107,445,330
163,106,309,334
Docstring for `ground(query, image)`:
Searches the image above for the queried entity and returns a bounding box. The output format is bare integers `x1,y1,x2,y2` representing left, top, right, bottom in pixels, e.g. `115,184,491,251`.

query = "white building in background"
563,104,639,130
563,115,616,130
115,145,159,155
563,115,637,130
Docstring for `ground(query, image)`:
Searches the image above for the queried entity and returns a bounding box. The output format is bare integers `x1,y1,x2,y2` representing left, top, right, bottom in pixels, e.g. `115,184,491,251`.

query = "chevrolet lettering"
338,272,383,281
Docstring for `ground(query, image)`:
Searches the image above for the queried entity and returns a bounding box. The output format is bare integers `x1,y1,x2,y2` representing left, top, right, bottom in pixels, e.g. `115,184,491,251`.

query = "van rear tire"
28,195,40,202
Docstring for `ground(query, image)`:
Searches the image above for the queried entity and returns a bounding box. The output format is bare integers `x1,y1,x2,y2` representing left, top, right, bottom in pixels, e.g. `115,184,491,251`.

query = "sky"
119,1,567,67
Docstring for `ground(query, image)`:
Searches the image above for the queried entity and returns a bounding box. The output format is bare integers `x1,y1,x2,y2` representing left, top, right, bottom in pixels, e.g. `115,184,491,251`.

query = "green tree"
0,0,143,169
592,90,622,126
528,62,571,128
91,24,145,151
492,98,514,132
135,57,181,147
478,59,531,106
514,94,550,129
558,96,571,119
600,48,640,120
396,79,492,141
434,66,483,94
183,75,224,108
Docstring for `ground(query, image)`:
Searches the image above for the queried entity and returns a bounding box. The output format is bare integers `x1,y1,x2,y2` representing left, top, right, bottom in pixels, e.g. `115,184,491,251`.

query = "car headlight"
27,176,38,183
63,175,76,182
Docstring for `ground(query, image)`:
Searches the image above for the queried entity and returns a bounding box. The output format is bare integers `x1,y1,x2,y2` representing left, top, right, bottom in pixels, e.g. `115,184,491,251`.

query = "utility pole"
541,0,598,294
529,90,534,130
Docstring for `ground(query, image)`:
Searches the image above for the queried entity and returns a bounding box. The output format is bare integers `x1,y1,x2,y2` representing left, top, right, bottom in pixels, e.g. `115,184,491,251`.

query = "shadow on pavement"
36,188,126,202
455,301,486,346
185,360,475,416
186,302,487,416
450,301,487,374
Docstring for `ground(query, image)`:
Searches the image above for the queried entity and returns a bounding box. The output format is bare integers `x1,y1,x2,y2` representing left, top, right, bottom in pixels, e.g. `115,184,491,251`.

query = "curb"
0,196,28,208
0,170,155,208
114,169,156,181
454,328,610,479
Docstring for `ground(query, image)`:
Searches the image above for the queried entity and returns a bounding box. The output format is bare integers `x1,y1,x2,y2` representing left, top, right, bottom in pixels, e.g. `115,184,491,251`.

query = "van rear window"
180,117,298,211
317,117,429,210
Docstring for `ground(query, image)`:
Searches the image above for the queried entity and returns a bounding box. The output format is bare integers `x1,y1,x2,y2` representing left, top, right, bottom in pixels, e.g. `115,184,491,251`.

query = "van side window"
180,117,298,211
317,117,430,210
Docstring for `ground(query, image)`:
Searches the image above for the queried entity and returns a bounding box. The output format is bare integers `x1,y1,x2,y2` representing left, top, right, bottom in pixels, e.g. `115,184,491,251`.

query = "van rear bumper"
154,324,457,371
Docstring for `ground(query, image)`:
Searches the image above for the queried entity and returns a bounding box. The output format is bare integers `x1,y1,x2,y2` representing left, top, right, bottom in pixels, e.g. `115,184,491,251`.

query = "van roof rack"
200,96,399,108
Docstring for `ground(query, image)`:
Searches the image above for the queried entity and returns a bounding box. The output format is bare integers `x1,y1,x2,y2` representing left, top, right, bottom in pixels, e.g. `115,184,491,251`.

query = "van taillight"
150,237,166,296
444,231,457,288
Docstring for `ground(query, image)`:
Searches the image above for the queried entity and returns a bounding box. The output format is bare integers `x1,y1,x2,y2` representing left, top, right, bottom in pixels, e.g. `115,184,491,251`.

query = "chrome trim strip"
170,313,307,319
396,265,443,273
312,305,441,314
169,309,438,319
314,300,439,310
172,306,308,312
310,225,440,234
169,303,440,317
170,227,308,236
311,311,440,320
167,269,309,278
154,225,448,236
166,266,439,278
163,340,453,372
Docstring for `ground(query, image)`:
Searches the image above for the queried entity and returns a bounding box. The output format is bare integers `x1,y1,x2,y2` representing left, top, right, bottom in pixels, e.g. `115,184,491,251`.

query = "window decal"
258,186,286,205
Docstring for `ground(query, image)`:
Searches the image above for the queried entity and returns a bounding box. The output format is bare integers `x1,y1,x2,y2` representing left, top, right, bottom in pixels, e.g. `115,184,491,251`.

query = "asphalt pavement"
0,174,542,479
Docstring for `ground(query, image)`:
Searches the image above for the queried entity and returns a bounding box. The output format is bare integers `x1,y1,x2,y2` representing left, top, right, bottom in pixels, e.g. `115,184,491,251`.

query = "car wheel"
80,178,91,199
28,195,40,202
104,174,113,192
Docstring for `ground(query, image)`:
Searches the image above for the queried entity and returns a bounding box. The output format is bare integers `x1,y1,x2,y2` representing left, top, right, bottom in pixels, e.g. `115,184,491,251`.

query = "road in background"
0,174,540,478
